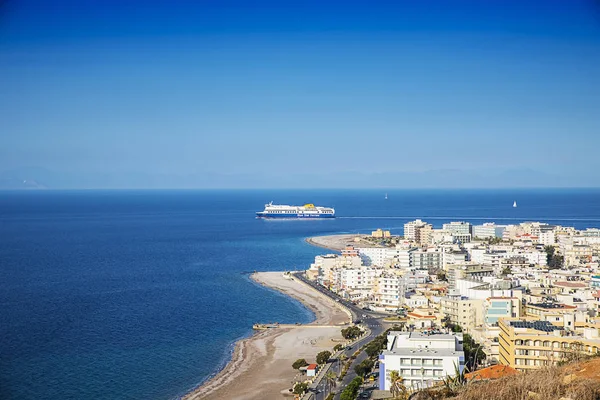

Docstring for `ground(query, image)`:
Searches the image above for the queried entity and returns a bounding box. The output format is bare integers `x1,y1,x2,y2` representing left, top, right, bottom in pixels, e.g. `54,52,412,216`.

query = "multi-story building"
375,273,404,309
472,223,506,239
443,251,469,269
372,228,391,238
443,222,472,236
335,267,381,292
379,331,465,391
358,247,392,267
440,293,484,333
564,244,593,266
498,318,600,372
404,219,430,241
469,297,523,363
524,302,578,320
415,224,433,246
481,249,547,270
446,264,494,288
411,249,442,272
306,253,362,284
581,228,600,237
539,229,556,246
484,297,521,326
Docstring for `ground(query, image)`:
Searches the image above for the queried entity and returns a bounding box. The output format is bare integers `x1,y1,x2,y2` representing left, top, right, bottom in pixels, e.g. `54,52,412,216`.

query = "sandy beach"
183,272,350,400
306,234,380,252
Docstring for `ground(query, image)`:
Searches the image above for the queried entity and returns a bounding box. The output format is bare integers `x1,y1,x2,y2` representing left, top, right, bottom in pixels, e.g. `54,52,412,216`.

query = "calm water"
1,189,600,399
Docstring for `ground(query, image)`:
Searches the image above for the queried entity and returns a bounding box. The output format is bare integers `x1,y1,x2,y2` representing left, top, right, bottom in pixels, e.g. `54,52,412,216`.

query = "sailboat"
513,201,517,208
385,193,388,200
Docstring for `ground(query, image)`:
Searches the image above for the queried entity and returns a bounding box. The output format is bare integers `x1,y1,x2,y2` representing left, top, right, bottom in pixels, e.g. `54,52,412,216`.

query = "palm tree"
389,370,408,399
325,371,337,393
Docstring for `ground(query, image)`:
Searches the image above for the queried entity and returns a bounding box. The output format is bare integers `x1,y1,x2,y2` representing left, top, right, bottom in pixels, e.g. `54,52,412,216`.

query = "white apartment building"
469,248,486,264
582,228,600,237
539,230,556,246
307,253,362,284
472,223,506,239
481,250,547,270
411,249,443,272
443,222,472,236
443,251,468,269
405,294,429,308
335,267,382,292
358,247,392,267
379,331,465,391
376,274,404,308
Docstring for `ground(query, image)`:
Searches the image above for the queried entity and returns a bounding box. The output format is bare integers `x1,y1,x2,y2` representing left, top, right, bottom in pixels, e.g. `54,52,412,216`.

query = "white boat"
513,201,517,208
385,193,388,200
256,202,335,218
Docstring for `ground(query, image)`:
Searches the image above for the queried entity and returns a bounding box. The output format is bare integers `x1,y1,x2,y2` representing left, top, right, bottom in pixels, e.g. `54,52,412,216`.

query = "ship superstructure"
256,202,335,218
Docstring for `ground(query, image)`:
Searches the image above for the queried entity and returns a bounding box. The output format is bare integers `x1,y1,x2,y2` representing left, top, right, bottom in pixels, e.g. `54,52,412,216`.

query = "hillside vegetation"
412,358,600,400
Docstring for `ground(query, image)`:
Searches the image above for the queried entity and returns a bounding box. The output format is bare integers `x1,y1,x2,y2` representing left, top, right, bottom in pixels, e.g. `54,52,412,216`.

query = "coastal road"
293,273,387,400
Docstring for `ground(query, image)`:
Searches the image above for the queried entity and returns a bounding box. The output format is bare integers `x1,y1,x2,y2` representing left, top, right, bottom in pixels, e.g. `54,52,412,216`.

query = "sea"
1,188,600,400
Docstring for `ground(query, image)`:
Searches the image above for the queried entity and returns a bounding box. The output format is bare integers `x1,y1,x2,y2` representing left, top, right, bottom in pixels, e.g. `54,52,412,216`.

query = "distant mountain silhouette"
0,166,596,189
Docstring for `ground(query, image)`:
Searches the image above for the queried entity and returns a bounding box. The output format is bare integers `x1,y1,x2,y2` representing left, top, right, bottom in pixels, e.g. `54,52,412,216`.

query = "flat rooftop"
382,347,462,357
528,303,576,309
509,320,563,333
388,331,461,341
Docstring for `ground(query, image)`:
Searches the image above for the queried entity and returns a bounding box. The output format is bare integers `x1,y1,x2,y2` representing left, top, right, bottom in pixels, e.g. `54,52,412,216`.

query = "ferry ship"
256,202,335,218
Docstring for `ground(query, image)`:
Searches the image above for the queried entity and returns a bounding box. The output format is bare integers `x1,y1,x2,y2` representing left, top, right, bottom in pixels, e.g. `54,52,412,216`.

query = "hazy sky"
1,0,599,187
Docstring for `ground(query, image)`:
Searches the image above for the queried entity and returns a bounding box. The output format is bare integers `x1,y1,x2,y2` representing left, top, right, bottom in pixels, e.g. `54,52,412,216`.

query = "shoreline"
305,233,374,252
182,271,349,400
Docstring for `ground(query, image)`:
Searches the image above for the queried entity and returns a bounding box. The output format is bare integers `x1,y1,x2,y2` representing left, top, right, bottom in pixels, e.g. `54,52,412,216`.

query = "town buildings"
305,220,600,374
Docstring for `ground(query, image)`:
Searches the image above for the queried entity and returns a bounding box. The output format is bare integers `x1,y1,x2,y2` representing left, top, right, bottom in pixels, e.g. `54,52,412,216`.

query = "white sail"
513,201,517,208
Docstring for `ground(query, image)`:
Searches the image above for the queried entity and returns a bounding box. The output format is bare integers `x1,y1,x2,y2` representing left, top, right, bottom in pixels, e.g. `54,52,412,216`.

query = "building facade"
380,331,465,391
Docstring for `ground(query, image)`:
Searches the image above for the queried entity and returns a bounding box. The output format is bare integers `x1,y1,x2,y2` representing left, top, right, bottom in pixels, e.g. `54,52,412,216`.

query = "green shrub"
316,350,332,365
292,358,308,370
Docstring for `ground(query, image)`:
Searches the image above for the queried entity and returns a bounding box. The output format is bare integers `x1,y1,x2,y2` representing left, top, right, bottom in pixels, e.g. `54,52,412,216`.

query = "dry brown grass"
452,364,600,400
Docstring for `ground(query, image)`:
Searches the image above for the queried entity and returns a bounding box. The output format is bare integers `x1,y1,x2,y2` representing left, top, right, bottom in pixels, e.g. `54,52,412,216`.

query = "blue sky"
1,0,599,188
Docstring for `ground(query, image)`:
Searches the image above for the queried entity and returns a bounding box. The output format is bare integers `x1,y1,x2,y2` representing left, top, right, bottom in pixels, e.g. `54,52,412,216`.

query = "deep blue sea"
2,189,600,400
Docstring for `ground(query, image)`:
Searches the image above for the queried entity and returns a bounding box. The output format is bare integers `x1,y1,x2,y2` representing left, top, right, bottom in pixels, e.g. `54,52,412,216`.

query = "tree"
293,382,308,395
389,370,408,399
340,377,362,400
463,334,486,370
487,236,503,245
354,358,374,377
365,334,387,357
501,266,512,276
550,254,565,269
316,350,332,365
544,245,555,265
333,343,343,352
545,246,564,269
436,270,447,281
341,326,362,339
325,371,337,392
292,358,308,370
